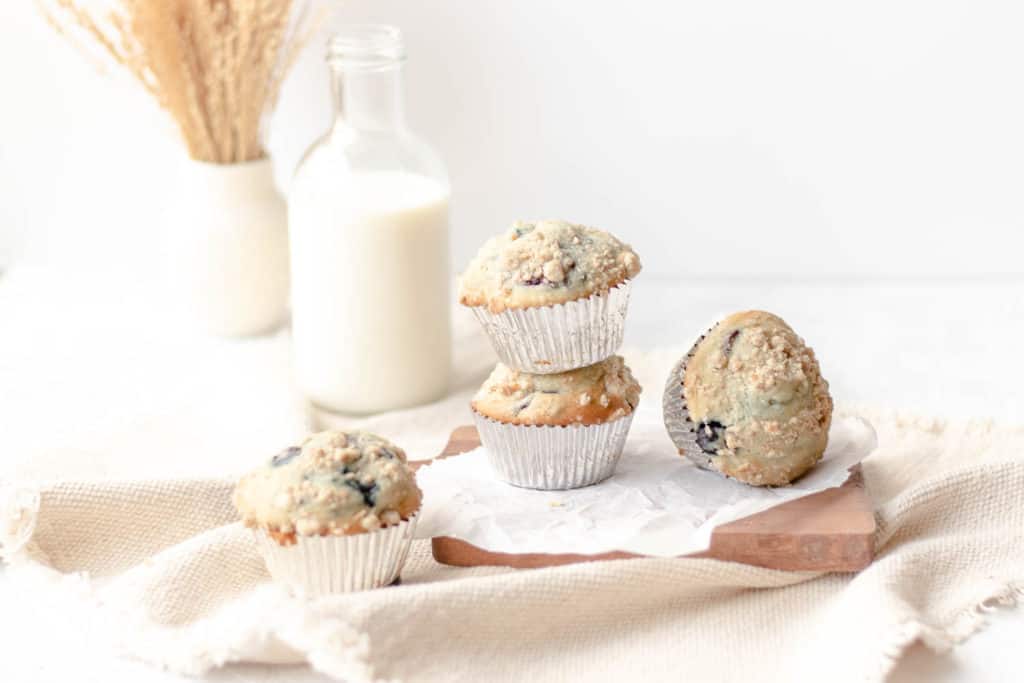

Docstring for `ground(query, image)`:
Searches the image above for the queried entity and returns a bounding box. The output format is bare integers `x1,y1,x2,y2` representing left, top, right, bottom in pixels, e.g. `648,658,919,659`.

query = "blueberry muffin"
234,430,421,594
663,311,833,486
459,219,641,313
471,356,642,489
458,220,641,373
472,355,642,426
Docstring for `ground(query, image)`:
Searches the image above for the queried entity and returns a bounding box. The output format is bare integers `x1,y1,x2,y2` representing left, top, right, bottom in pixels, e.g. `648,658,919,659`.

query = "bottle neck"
330,63,405,132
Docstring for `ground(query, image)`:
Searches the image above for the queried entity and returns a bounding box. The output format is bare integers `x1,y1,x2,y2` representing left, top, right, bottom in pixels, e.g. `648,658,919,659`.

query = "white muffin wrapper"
469,280,633,374
472,410,635,490
252,514,418,597
662,323,720,472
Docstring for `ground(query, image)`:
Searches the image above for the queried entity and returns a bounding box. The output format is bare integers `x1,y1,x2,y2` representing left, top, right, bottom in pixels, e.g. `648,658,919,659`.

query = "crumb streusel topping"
233,430,422,544
458,219,642,313
681,311,833,486
472,355,642,427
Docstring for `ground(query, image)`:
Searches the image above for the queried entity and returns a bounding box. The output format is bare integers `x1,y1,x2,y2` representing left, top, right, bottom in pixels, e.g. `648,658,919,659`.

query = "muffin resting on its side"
471,356,642,490
471,355,642,426
671,311,833,486
234,430,422,545
459,219,641,313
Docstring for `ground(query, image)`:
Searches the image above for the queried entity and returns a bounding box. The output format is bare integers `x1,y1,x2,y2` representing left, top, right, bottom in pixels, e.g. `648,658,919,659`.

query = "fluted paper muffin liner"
662,321,721,471
473,410,634,490
252,514,418,597
470,280,633,374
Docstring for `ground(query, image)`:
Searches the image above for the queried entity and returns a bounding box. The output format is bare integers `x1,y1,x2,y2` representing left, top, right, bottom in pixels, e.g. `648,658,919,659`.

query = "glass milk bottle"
288,26,451,414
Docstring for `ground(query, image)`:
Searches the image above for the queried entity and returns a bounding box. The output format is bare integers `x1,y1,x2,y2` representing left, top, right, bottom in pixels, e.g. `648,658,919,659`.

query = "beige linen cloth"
1,349,1023,682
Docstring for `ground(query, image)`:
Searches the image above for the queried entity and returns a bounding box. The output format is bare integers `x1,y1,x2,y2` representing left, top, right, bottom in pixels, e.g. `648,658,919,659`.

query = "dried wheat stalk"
40,0,320,164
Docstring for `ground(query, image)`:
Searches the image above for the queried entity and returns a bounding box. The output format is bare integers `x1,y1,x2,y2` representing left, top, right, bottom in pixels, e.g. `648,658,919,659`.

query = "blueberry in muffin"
664,311,833,486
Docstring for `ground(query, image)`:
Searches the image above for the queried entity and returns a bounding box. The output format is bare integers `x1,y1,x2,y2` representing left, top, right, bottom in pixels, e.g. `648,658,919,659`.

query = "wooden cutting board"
413,426,876,572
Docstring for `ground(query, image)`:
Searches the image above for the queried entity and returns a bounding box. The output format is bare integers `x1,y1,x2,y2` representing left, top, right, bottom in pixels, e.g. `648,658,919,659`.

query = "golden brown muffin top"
472,356,642,426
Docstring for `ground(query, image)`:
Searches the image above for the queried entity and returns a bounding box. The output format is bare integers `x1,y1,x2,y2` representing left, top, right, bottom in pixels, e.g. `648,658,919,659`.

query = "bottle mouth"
327,24,405,70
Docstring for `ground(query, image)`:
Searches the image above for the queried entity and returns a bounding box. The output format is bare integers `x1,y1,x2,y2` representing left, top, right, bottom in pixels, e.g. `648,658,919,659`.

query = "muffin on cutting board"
471,355,642,489
663,311,833,486
458,219,641,373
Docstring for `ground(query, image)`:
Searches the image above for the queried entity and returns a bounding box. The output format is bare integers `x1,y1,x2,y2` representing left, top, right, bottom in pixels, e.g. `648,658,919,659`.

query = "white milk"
288,168,451,414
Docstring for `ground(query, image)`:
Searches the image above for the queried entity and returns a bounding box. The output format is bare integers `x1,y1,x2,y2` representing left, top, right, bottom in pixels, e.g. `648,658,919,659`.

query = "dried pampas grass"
40,0,321,164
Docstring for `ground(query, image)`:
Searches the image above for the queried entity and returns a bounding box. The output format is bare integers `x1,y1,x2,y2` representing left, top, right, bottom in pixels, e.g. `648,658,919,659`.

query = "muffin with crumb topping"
471,355,642,489
234,429,421,595
663,311,833,486
459,219,641,373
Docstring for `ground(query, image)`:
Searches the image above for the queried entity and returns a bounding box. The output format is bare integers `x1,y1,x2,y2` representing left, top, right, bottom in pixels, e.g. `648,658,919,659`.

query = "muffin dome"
234,430,422,544
459,219,641,313
674,311,832,486
471,355,641,427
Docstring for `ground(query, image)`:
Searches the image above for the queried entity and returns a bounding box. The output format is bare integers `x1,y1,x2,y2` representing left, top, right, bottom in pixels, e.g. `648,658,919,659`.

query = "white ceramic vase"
169,157,289,337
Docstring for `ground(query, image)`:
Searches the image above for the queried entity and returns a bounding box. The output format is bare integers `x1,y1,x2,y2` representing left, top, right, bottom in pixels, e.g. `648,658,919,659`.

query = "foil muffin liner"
469,280,633,374
473,410,634,490
662,322,721,471
252,514,418,597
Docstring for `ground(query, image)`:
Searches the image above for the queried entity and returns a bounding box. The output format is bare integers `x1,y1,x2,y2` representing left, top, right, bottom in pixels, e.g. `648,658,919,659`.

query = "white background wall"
2,0,1023,279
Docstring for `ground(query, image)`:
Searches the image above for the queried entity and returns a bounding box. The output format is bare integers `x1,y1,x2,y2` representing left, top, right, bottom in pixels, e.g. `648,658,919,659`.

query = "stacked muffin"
459,219,643,489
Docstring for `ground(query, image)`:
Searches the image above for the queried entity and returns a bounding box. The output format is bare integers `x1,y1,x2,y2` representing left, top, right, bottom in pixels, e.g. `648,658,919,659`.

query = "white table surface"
0,267,1021,682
